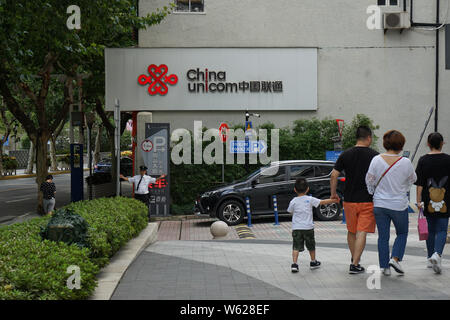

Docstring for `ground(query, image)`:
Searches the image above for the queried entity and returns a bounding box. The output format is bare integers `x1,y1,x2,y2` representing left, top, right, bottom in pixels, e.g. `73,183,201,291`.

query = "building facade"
134,0,450,158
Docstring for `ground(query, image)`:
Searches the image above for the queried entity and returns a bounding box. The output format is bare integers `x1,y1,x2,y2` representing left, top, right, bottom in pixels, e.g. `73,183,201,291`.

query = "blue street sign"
245,121,253,137
230,140,267,154
326,151,342,162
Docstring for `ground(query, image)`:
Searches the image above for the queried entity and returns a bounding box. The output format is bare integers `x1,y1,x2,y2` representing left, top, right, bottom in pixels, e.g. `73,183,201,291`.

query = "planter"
58,162,70,171
89,182,116,199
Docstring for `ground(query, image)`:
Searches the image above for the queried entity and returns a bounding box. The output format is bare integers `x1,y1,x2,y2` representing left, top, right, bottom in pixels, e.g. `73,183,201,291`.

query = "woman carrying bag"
415,132,450,274
366,130,417,276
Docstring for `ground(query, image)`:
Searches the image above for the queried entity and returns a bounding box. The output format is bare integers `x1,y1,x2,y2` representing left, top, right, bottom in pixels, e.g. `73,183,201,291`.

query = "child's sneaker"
291,263,299,273
310,260,321,270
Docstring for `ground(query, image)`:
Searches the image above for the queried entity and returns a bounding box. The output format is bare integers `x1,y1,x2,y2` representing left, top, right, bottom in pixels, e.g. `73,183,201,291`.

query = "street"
0,173,133,225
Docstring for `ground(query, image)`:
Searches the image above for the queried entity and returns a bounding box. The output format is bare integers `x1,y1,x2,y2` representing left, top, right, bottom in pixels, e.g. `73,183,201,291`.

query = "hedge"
0,197,148,300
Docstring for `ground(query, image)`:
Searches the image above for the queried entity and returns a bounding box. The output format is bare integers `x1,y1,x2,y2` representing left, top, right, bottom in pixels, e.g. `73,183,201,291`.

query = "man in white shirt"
120,166,166,208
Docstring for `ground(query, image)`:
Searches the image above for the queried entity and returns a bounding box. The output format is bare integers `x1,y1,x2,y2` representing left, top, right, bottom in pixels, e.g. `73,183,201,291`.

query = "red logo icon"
219,123,229,143
138,64,178,96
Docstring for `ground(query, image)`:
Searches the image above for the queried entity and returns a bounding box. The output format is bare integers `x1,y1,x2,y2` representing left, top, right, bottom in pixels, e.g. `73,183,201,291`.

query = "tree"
342,114,380,150
0,1,172,213
0,97,19,175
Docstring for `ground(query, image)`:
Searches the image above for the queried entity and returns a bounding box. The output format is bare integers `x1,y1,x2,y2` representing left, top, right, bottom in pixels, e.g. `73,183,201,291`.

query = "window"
175,0,204,13
258,166,287,184
315,166,333,178
378,0,398,6
289,165,315,180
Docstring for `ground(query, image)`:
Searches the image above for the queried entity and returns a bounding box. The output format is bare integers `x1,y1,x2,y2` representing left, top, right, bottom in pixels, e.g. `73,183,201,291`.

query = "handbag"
418,208,429,241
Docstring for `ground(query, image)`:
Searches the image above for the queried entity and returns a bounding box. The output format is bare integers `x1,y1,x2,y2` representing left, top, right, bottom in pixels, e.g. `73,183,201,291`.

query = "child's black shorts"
292,229,315,252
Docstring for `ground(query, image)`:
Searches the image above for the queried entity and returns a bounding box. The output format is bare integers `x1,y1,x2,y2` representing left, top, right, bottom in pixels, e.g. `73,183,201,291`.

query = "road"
0,173,133,226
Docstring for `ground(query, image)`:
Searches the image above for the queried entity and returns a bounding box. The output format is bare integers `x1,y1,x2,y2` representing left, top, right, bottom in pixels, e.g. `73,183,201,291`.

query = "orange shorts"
343,202,376,234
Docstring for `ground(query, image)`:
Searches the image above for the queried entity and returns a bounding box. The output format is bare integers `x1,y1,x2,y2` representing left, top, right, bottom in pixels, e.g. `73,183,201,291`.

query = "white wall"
138,0,449,162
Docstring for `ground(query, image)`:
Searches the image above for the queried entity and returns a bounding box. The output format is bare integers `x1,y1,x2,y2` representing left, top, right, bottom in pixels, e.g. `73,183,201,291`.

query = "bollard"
246,196,253,227
273,195,280,226
341,209,346,224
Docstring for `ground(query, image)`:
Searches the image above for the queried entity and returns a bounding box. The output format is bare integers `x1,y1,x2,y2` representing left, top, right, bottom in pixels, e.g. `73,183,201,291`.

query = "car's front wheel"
217,200,245,226
314,196,342,221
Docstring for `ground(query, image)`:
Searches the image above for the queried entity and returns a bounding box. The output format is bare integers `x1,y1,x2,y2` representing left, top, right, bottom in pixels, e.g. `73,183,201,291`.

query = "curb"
89,222,159,300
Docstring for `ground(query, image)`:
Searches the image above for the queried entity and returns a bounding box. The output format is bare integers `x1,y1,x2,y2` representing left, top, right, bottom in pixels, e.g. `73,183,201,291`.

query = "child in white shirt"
288,177,339,272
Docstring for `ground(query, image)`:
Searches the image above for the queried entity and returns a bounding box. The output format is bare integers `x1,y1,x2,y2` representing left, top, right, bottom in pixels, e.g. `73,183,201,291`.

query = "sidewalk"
112,213,450,300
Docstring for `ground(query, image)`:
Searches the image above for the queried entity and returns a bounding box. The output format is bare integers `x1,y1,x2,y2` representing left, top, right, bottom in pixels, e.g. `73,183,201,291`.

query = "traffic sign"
230,140,267,154
141,139,153,152
326,150,342,162
219,123,229,143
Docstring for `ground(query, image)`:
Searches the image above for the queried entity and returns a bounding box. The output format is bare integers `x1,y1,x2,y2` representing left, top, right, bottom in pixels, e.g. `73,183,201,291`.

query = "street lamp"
244,109,261,173
85,112,96,200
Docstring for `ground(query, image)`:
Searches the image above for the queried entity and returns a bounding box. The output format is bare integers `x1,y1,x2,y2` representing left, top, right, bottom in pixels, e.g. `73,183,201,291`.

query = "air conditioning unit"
384,11,411,30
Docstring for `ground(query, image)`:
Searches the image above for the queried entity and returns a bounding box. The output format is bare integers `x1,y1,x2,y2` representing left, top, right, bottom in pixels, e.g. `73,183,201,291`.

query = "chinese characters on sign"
186,68,283,94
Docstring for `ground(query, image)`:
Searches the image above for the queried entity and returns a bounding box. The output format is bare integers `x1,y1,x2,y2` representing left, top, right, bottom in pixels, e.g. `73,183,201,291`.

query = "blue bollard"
273,195,280,226
341,209,346,224
246,196,253,227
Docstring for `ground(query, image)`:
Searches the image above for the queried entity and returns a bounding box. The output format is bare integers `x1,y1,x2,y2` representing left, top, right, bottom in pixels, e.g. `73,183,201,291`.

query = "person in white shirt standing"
120,165,166,212
288,178,339,273
366,130,417,276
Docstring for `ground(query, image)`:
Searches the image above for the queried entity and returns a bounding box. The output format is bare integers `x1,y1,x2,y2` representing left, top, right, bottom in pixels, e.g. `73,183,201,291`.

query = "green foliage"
1,155,18,170
342,114,380,150
21,135,31,150
0,197,148,300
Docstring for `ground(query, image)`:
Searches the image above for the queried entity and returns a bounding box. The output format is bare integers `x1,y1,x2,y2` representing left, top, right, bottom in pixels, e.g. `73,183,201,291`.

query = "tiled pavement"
112,212,450,300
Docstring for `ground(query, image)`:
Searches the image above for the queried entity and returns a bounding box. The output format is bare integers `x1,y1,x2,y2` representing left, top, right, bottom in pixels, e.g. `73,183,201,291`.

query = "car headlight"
201,191,214,198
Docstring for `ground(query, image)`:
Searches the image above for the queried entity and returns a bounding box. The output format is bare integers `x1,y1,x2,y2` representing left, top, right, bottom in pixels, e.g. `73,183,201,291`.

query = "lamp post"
85,112,96,200
244,109,261,173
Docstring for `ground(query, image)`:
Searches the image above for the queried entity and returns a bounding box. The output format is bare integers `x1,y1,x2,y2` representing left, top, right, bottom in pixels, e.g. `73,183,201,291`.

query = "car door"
248,166,288,214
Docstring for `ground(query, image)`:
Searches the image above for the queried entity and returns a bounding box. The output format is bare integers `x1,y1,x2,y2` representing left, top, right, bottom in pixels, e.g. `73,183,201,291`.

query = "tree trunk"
94,124,102,165
26,141,35,174
35,133,50,215
0,143,4,176
49,136,58,171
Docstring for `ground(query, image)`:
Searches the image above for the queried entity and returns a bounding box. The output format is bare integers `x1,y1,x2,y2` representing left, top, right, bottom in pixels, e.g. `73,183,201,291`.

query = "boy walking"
288,178,339,272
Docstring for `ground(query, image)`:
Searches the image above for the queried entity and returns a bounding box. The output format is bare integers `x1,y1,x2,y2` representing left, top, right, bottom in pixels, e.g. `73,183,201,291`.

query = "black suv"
195,160,345,225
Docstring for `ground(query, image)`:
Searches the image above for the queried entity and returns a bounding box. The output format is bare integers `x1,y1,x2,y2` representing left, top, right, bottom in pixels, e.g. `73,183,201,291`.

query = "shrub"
0,197,148,300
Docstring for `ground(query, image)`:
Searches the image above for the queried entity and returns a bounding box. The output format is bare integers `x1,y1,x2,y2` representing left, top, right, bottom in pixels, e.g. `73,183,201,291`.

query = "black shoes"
310,260,321,270
291,263,299,273
349,264,365,274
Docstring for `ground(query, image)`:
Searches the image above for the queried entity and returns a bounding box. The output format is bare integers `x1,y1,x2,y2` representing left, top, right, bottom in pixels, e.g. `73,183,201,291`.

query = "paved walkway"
112,213,450,300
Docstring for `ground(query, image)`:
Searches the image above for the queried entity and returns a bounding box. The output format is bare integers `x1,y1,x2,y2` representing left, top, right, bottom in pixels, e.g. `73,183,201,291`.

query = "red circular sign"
219,123,229,143
141,139,153,152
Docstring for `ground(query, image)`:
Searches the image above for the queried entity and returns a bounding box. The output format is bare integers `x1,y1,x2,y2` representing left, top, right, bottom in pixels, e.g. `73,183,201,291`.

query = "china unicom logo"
138,64,179,96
